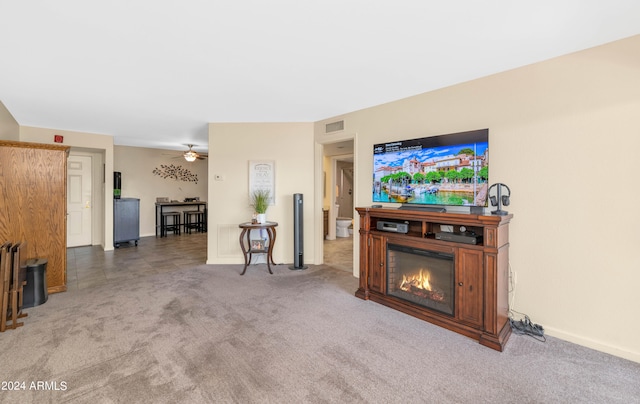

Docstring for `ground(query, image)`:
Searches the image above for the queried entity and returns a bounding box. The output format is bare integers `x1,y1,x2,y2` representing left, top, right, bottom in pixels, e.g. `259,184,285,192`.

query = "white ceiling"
1,1,639,154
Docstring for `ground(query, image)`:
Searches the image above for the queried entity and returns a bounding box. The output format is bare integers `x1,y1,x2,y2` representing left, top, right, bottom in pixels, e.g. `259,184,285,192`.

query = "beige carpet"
0,263,638,403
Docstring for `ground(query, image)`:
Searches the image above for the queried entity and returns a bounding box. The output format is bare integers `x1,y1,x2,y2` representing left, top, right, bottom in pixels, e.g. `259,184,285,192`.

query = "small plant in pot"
250,189,270,224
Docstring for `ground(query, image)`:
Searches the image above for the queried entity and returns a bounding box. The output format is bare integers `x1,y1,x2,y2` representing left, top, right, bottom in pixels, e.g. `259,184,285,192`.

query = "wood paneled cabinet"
368,234,385,294
355,207,512,351
0,140,69,293
456,248,484,328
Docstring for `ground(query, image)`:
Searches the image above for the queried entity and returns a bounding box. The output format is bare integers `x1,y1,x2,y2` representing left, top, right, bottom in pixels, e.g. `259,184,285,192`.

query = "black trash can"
23,258,48,308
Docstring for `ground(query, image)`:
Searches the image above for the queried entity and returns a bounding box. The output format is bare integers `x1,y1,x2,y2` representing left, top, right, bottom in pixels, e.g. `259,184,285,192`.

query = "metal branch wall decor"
152,164,198,184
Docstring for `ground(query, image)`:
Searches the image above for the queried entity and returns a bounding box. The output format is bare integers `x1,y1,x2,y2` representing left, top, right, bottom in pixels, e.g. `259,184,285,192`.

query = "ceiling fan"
182,144,207,162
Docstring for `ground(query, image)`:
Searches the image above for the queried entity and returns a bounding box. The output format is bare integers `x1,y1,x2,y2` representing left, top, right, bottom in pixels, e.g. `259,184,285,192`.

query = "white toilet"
336,217,352,238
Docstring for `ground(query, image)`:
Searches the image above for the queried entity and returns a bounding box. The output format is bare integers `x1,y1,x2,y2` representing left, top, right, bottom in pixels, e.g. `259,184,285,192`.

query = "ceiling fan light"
184,151,197,162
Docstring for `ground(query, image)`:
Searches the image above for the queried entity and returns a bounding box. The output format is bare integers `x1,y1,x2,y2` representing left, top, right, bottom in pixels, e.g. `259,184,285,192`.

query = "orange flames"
398,268,445,302
399,269,432,292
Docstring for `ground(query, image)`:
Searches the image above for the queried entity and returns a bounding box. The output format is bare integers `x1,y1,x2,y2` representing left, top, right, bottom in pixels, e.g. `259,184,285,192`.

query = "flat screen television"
372,129,489,210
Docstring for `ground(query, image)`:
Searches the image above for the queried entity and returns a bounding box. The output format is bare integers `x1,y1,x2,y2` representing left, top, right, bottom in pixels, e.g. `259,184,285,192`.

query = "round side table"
238,221,278,275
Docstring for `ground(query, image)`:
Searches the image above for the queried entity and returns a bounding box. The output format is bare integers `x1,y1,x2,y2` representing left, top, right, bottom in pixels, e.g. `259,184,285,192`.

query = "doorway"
320,139,354,273
335,160,354,219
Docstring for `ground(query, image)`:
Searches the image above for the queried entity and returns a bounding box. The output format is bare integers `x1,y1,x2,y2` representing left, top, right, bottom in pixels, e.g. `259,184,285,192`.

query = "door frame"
68,149,105,247
67,154,93,246
314,133,357,275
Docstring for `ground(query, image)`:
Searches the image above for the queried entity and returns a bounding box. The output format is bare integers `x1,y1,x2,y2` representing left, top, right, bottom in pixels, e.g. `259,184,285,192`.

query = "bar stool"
161,211,181,237
183,211,204,234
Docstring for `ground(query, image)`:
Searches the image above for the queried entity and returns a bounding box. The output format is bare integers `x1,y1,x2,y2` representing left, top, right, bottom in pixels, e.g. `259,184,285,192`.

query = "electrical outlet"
440,225,453,232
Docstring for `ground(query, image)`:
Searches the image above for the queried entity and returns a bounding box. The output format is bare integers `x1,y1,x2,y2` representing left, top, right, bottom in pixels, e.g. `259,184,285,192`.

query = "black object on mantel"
488,183,511,216
290,193,308,270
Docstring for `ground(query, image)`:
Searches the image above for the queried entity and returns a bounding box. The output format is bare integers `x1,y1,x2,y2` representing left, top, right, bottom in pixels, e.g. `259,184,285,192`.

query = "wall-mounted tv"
373,129,489,210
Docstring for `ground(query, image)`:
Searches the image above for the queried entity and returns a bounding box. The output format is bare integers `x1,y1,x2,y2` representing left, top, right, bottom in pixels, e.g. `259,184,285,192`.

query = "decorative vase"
256,213,266,224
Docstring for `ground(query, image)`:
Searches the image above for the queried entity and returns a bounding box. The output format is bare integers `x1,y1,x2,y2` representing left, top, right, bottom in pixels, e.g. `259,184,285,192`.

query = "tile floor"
323,235,354,273
66,232,207,291
66,232,354,291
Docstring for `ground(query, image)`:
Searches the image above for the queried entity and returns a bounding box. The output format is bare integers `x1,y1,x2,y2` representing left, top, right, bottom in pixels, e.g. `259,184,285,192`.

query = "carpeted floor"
1,260,639,403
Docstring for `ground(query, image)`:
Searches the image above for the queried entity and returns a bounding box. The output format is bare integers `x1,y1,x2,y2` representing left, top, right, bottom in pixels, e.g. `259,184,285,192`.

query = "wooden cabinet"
355,207,512,351
456,248,484,328
368,234,385,294
0,141,69,293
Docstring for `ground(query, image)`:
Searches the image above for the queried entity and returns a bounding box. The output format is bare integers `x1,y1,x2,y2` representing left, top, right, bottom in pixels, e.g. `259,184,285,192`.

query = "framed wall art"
249,160,275,205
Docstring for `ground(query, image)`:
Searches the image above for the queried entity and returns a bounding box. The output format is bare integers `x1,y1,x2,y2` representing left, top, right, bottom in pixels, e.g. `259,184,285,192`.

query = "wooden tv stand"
355,207,513,351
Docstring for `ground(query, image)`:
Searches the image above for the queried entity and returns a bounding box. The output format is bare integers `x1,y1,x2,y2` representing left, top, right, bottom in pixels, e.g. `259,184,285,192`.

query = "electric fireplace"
355,207,513,351
387,244,455,316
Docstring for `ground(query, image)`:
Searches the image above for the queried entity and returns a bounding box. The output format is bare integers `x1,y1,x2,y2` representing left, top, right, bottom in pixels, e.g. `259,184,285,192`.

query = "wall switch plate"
214,174,224,181
440,225,453,233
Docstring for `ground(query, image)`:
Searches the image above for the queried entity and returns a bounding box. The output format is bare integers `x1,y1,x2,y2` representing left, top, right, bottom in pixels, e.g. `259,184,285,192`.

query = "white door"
67,155,93,247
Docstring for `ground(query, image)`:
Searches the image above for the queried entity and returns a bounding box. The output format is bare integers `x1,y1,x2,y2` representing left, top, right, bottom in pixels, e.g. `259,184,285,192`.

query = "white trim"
544,326,640,363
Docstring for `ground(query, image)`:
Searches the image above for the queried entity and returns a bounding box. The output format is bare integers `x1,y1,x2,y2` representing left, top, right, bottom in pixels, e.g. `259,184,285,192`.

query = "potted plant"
250,189,270,224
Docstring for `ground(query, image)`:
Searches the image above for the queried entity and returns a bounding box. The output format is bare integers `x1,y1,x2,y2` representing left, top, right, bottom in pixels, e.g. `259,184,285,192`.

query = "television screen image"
373,129,489,207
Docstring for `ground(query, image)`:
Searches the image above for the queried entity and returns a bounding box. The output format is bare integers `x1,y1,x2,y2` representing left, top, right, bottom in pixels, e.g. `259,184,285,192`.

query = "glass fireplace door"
387,244,455,316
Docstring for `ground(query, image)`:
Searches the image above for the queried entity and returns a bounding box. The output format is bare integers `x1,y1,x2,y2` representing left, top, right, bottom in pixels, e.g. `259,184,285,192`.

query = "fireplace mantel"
355,207,512,351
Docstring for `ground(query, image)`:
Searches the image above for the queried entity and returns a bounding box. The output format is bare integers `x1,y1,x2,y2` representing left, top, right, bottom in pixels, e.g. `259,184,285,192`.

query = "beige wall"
315,35,640,362
207,122,315,266
114,145,208,236
0,100,19,140
19,125,115,250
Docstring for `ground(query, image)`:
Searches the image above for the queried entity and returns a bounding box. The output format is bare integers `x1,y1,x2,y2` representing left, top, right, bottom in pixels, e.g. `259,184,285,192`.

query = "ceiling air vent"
325,120,344,133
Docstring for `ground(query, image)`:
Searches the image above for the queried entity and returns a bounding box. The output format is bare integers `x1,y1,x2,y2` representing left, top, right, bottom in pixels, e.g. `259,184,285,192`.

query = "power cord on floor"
509,314,546,342
508,262,546,342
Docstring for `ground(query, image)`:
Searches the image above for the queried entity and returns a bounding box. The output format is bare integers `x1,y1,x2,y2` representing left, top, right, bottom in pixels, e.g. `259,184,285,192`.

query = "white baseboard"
545,326,640,364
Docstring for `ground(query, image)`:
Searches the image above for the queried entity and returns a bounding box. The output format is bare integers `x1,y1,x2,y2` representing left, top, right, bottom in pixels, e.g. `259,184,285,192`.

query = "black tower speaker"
289,193,308,270
114,171,122,199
